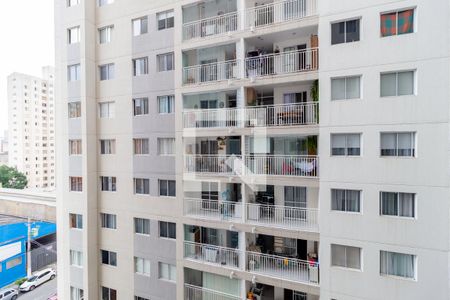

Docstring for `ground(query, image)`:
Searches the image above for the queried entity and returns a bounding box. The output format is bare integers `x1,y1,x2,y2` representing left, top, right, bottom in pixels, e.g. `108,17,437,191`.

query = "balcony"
247,251,318,284
183,60,241,85
184,154,318,177
183,102,318,129
184,241,241,269
184,284,242,300
246,203,318,231
181,0,318,42
245,48,318,79
182,48,318,86
183,12,239,41
184,198,243,221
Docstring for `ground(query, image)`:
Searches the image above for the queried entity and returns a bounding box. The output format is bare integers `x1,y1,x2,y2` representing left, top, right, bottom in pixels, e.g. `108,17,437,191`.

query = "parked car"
19,268,56,292
0,288,18,300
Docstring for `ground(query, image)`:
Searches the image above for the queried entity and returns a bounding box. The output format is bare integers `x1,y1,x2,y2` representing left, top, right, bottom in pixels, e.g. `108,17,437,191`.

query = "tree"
0,165,28,189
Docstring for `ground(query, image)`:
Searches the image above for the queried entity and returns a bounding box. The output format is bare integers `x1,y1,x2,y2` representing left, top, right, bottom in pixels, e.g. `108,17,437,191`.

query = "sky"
0,0,54,138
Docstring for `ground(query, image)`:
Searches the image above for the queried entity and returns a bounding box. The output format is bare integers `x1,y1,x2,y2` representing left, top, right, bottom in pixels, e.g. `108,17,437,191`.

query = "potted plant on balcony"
306,136,317,156
311,80,319,123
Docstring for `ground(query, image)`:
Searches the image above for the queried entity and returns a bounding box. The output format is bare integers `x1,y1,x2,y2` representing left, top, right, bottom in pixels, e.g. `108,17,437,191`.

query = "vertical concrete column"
237,0,246,31
238,230,246,271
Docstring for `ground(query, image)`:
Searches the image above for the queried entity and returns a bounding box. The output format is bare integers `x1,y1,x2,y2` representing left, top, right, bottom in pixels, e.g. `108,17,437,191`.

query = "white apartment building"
7,67,56,188
55,0,450,300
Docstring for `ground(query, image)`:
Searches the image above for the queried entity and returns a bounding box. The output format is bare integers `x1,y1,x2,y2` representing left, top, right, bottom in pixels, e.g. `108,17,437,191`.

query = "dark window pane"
168,222,176,238
345,19,360,42
331,22,345,45
168,180,176,197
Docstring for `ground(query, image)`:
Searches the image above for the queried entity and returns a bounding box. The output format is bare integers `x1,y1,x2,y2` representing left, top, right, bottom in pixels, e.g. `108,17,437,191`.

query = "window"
134,218,150,235
159,180,176,197
99,0,113,6
158,95,174,114
331,76,361,100
380,192,415,218
380,132,415,157
68,26,80,44
157,10,174,30
70,250,83,267
133,98,149,116
100,139,116,154
100,176,116,192
158,262,176,281
70,177,82,192
157,53,174,72
331,189,361,213
70,213,83,229
68,102,81,118
135,257,151,276
101,213,117,229
68,64,81,81
99,101,115,118
331,19,360,45
70,287,84,300
99,26,113,44
331,134,361,156
331,244,361,269
159,221,176,239
157,138,175,155
380,71,414,97
67,0,80,7
101,287,117,300
69,140,82,155
133,17,148,36
133,57,148,76
6,257,22,269
380,251,416,279
134,178,150,195
99,63,114,81
134,138,149,155
381,9,414,37
101,250,117,266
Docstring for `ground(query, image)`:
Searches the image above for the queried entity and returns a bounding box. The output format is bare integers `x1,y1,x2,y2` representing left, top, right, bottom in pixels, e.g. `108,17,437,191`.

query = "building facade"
0,131,8,166
7,68,56,188
55,0,450,300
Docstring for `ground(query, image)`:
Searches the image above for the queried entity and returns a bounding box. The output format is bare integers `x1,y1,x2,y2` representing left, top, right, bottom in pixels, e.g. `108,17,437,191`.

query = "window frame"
100,139,116,155
100,213,117,229
67,64,81,82
380,8,415,37
157,95,175,114
132,16,148,36
157,138,175,156
99,25,113,44
70,213,83,229
380,70,416,97
134,217,150,235
330,75,362,100
70,249,83,267
380,250,416,280
379,191,416,218
134,178,150,195
133,57,149,76
157,10,174,30
70,176,82,192
99,63,115,81
100,176,117,192
133,138,150,155
331,18,361,45
330,133,362,156
98,101,115,119
134,256,151,276
100,250,117,267
331,244,362,270
157,52,174,72
69,139,82,156
68,102,81,118
380,132,416,157
158,179,176,197
331,189,362,213
68,26,80,44
159,221,176,239
158,262,176,282
133,98,149,116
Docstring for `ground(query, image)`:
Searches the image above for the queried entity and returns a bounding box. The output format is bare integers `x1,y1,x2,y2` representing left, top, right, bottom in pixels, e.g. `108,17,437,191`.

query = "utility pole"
27,217,32,277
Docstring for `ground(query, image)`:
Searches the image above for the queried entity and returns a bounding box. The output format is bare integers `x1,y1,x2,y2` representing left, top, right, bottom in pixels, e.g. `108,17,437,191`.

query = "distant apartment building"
7,67,56,188
56,1,450,300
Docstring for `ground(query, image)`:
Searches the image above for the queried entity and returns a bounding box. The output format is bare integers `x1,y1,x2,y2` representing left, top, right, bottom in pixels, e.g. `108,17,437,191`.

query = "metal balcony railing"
183,60,241,85
183,11,239,41
184,241,241,269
